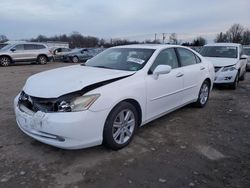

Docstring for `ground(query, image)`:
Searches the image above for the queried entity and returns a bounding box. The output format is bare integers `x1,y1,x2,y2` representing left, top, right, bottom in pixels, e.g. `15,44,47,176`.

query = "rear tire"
194,80,210,108
103,102,138,150
37,55,48,64
0,56,11,66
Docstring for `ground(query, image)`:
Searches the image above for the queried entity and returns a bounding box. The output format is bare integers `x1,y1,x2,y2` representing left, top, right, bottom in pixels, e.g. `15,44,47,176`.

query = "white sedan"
14,44,215,150
200,43,247,89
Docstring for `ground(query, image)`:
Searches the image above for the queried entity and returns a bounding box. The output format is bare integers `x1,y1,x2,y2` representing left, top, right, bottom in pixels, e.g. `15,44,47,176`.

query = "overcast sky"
0,0,250,42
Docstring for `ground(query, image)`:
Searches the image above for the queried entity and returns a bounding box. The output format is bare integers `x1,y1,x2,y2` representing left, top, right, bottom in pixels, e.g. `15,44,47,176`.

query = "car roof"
6,41,47,46
204,43,241,47
112,44,183,50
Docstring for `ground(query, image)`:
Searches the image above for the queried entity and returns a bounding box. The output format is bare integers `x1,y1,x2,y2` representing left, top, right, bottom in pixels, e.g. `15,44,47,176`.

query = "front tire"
71,56,79,63
37,55,48,64
0,56,11,66
194,80,210,108
239,69,246,81
103,102,138,150
230,73,239,90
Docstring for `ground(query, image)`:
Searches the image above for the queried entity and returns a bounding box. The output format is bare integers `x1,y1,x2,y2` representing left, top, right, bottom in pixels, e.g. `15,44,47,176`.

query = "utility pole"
154,33,157,43
162,33,166,44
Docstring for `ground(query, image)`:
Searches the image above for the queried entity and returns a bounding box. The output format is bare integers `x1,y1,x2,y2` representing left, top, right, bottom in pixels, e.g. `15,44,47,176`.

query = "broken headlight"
58,94,100,112
221,65,236,72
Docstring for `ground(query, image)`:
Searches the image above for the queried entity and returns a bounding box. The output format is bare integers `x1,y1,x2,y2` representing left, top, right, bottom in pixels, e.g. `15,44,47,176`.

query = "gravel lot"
0,62,249,188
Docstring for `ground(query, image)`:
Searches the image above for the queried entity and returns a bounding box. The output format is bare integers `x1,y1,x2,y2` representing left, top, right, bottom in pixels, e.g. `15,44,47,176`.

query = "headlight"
222,65,236,72
58,94,100,112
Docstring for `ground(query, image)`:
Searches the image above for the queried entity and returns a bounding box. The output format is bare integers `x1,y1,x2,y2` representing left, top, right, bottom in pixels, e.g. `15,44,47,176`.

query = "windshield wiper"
92,66,114,69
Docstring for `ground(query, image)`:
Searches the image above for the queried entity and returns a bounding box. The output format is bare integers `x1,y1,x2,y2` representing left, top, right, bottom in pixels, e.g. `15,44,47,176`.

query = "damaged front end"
18,91,99,113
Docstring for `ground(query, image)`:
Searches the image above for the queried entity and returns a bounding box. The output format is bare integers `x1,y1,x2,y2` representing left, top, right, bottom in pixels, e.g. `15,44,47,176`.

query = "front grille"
19,91,58,112
214,67,221,72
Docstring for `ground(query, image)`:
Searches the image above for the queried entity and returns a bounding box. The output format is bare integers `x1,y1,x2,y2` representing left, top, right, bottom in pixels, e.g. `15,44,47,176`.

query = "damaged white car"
14,44,214,150
200,43,247,89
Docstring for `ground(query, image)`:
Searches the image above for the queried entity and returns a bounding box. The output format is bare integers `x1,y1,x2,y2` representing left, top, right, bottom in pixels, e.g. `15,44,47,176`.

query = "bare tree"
169,33,178,44
215,32,228,42
242,29,250,45
0,35,8,42
226,24,244,43
192,37,206,46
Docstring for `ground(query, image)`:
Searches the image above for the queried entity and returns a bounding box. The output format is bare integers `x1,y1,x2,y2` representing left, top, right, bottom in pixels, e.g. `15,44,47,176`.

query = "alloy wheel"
0,57,10,66
112,109,135,145
199,83,209,105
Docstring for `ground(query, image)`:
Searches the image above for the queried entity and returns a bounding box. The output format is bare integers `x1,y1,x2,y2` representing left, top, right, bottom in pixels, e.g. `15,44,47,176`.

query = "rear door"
146,48,184,120
24,44,38,60
176,47,206,103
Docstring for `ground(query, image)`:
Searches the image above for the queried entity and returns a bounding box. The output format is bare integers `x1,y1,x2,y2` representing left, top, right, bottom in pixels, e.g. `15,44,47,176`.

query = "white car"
200,43,247,89
14,45,214,150
243,46,250,71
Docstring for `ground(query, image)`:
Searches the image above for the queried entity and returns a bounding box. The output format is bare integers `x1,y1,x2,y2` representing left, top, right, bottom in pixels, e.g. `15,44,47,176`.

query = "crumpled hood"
23,65,135,98
205,57,237,67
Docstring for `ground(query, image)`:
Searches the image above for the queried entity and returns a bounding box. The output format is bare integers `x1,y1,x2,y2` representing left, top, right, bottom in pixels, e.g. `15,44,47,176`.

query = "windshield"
0,43,8,49
0,44,13,51
85,48,155,71
200,46,238,58
244,48,250,55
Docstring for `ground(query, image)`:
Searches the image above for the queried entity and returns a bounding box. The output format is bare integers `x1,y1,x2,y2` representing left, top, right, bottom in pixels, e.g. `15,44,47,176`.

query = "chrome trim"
150,85,197,101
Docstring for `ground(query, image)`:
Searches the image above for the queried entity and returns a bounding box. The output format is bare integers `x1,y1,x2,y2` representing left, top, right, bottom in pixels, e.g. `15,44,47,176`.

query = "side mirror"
10,48,16,52
153,65,172,79
240,55,248,60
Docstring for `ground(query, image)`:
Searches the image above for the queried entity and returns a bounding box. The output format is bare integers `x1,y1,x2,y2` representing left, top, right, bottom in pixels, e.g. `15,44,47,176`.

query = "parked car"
0,42,53,66
200,43,247,89
61,48,98,63
14,44,214,150
0,43,8,49
52,47,71,61
243,46,250,71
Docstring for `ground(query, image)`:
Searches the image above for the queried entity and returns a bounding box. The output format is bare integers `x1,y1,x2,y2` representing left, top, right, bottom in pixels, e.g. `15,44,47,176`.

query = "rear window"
200,46,238,58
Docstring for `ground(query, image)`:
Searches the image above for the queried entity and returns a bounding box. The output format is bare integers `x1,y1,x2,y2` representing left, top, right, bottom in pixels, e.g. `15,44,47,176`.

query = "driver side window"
13,44,24,51
149,48,179,73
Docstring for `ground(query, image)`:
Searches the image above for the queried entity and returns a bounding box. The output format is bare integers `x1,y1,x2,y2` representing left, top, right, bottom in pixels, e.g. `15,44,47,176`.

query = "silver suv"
0,42,53,66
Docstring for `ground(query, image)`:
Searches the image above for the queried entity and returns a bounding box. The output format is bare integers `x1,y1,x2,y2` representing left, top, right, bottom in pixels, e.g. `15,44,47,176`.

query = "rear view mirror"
153,65,172,79
10,48,16,52
240,55,248,60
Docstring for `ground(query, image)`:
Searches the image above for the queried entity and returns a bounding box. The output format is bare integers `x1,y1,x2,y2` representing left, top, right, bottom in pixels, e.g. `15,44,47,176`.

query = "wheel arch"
37,54,48,60
0,55,13,62
204,77,212,90
106,98,142,127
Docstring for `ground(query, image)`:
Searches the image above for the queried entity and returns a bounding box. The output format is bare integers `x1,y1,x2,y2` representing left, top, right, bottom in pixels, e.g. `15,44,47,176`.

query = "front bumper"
214,68,237,84
14,95,109,149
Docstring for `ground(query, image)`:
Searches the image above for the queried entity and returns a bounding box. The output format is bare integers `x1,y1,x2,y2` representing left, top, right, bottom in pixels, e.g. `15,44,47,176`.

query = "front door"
146,48,184,120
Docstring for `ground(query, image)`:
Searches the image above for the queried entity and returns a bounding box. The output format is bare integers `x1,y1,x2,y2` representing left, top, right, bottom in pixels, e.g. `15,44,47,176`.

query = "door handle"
200,66,205,70
176,73,184,77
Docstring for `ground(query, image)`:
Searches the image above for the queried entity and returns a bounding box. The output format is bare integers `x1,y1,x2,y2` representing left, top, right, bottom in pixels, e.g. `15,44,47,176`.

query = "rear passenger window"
24,44,46,50
149,48,179,73
24,44,35,50
177,48,197,66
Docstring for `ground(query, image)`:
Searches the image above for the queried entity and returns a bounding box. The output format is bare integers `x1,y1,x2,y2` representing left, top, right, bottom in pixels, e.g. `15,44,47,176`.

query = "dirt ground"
0,62,249,188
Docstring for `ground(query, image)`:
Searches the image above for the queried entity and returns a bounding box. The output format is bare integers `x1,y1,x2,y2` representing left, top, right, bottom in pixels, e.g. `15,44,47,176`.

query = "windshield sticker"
127,57,145,64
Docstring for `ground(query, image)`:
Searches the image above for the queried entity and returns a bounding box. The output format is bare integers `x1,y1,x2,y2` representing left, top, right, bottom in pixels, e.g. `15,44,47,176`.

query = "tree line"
0,24,249,47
